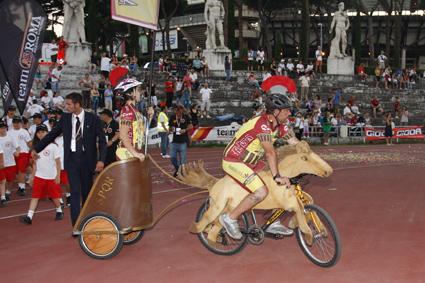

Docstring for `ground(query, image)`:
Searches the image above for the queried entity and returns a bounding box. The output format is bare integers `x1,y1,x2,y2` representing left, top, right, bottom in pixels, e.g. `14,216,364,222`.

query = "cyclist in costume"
220,91,300,240
115,78,154,161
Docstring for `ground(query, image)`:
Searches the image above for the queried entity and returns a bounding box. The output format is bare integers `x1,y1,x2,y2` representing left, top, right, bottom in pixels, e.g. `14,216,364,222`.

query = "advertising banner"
0,0,47,115
111,0,160,30
155,30,179,51
365,126,425,141
191,122,241,142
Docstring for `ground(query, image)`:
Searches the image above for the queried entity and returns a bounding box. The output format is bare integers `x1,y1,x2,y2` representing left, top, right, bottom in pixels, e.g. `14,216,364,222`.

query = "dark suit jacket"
34,111,107,172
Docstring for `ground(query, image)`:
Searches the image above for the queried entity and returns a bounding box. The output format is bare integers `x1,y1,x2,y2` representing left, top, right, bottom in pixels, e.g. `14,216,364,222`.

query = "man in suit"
33,92,107,228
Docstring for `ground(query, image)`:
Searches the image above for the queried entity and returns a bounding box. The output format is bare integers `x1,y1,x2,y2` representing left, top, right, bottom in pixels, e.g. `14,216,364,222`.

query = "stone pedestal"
203,48,232,71
327,56,354,75
65,42,92,67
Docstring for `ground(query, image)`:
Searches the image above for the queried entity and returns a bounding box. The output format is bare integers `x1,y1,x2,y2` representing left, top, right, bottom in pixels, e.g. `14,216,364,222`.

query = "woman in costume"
114,78,154,161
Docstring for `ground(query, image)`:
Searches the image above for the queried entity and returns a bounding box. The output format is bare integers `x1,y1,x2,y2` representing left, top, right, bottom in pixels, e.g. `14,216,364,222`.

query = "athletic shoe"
5,193,10,201
0,199,6,207
17,188,26,196
66,196,71,207
55,212,64,221
219,213,242,240
265,221,294,236
19,215,32,225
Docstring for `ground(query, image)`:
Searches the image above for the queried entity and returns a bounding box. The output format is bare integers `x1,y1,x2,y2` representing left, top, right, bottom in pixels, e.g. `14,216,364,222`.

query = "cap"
35,124,48,133
7,106,16,111
12,116,22,123
99,109,113,117
31,113,42,119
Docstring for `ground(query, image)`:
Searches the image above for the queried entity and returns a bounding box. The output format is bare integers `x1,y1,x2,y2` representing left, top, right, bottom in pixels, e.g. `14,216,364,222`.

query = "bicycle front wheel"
295,204,341,267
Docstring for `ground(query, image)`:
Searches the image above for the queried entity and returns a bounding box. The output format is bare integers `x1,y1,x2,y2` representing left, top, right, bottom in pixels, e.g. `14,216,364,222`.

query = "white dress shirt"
71,111,85,152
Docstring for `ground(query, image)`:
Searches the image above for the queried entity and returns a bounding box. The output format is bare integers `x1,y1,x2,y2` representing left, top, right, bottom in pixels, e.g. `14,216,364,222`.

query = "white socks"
65,193,71,197
1,195,5,200
27,210,34,219
18,183,25,189
6,190,11,194
56,206,63,213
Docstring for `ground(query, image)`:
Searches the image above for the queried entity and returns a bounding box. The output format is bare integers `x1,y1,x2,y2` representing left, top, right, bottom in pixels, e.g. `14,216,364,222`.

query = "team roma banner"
111,0,160,30
191,123,242,142
0,0,47,115
365,126,425,141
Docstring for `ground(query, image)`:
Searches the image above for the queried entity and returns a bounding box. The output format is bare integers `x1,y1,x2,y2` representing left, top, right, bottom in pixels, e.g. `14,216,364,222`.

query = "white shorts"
201,100,210,111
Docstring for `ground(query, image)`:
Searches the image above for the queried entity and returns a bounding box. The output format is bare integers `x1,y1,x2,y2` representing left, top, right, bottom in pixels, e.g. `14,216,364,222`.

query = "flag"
0,0,47,115
111,0,160,30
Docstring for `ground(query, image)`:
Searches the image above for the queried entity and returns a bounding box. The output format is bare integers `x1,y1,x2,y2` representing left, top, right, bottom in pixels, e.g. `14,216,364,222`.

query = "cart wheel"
123,230,145,245
78,212,123,260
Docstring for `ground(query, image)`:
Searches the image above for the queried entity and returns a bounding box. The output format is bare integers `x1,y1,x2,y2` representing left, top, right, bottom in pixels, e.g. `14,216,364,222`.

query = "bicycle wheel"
196,199,249,256
78,212,123,260
295,204,341,267
123,230,144,245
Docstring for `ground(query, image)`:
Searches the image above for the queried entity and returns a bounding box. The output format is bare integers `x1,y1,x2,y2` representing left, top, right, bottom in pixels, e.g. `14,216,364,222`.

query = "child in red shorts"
0,121,19,205
9,117,32,196
20,125,63,224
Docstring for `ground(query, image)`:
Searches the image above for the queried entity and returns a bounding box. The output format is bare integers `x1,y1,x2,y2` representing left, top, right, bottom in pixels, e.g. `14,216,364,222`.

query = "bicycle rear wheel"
196,199,249,256
295,204,341,267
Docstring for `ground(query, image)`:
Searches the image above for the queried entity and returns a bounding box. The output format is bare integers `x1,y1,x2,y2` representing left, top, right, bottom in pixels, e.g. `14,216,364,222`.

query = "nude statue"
329,2,350,58
204,0,226,49
62,0,86,43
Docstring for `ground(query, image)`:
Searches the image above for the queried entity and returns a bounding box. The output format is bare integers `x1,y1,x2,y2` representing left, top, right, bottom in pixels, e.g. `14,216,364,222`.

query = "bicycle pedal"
265,232,290,240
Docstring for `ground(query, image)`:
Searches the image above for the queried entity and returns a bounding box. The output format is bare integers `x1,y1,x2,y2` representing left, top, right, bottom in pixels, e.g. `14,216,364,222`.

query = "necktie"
76,117,82,142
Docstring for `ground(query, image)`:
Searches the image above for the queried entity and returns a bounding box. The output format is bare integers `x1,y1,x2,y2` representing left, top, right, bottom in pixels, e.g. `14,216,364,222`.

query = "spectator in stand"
400,69,409,90
296,60,305,76
52,91,65,109
409,66,417,86
278,59,286,75
89,52,99,73
248,72,260,88
325,97,334,113
315,46,323,73
364,113,372,126
190,104,200,131
350,102,360,115
299,73,310,102
383,67,392,89
159,56,164,72
27,100,44,118
97,74,107,109
190,69,199,90
121,54,129,69
163,56,170,72
256,47,265,71
270,59,277,76
157,104,170,159
332,88,342,113
370,96,383,118
181,79,191,109
164,76,175,108
175,77,183,105
377,50,387,71
99,109,119,167
357,63,368,81
313,95,322,113
45,64,54,90
374,65,382,88
79,73,94,109
111,54,118,69
51,64,62,94
100,53,111,78
200,83,213,118
225,56,232,81
384,113,394,145
400,106,409,125
393,96,401,118
90,85,100,114
343,103,352,117
104,84,113,111
34,66,43,89
247,48,254,71
193,56,202,74
294,112,304,140
129,55,138,74
40,90,52,109
306,61,314,76
201,56,209,77
286,59,295,78
169,105,192,177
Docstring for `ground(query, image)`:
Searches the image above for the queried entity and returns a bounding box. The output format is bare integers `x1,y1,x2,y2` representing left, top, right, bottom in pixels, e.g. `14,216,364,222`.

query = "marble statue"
62,0,86,43
204,0,226,49
329,2,350,58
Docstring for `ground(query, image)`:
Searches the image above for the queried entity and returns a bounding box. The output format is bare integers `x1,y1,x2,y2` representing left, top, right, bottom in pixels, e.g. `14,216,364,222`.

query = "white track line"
0,208,57,220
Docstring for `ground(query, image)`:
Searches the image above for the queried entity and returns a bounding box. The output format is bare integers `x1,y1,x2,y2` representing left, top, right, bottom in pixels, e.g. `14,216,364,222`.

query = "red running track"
0,144,425,283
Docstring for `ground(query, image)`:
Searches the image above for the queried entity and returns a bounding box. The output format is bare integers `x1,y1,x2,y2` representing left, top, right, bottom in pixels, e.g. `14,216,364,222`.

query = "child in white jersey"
8,117,32,196
19,125,63,224
0,121,20,205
